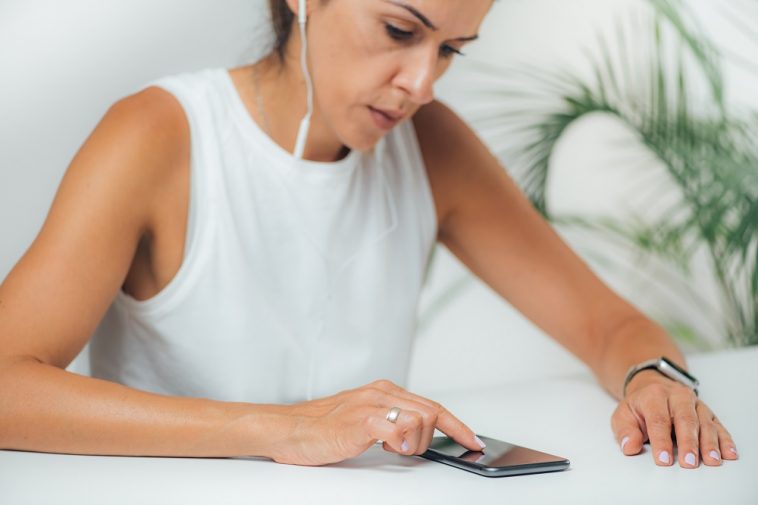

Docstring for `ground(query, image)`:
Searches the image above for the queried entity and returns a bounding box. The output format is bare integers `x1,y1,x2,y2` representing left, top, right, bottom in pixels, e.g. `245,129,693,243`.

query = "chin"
340,127,390,153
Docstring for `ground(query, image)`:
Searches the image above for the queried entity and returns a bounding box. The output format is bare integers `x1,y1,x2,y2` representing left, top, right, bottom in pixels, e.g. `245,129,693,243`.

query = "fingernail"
685,452,697,466
730,447,738,457
620,436,630,451
709,450,720,461
658,451,670,464
474,435,486,449
401,439,409,452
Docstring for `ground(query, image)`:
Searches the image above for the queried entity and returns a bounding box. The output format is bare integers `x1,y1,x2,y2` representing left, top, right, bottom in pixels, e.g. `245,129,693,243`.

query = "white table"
2,346,756,505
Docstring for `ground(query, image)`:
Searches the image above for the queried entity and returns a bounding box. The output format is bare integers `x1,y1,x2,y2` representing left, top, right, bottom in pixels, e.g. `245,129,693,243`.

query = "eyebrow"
386,1,480,42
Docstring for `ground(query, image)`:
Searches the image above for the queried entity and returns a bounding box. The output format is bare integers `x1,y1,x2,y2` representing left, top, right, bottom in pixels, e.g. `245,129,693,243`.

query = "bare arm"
0,88,290,458
0,91,483,465
0,359,291,457
413,102,740,469
413,101,685,399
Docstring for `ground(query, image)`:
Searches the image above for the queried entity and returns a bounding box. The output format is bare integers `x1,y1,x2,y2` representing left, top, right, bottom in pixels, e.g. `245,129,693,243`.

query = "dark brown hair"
268,0,295,61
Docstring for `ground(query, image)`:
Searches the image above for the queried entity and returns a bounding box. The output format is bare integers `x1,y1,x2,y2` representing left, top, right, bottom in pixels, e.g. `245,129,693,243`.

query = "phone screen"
420,435,570,477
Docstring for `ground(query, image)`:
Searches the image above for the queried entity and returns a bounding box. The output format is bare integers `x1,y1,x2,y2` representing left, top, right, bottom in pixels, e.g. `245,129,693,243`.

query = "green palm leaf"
456,0,758,346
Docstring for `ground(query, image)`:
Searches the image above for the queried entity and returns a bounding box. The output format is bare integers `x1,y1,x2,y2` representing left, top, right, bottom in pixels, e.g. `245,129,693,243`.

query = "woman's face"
294,0,492,151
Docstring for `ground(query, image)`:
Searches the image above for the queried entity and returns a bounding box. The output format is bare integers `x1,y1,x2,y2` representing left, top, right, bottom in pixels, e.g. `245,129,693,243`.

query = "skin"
0,0,738,467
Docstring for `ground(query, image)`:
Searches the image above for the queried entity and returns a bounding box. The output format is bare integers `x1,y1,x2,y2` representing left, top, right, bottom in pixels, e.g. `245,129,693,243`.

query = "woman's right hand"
271,379,485,466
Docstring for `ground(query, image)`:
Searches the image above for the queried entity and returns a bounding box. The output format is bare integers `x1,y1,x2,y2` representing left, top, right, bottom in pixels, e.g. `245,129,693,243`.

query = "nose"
393,48,437,106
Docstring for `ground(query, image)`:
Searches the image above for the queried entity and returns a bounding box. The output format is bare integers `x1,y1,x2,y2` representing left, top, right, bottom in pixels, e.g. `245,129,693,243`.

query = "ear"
284,0,308,19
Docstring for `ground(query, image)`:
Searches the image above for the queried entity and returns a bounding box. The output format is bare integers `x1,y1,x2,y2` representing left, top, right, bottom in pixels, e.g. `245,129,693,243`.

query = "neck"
256,33,349,163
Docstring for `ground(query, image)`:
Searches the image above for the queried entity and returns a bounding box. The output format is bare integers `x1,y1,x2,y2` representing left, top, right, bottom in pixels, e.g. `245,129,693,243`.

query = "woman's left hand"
610,370,738,468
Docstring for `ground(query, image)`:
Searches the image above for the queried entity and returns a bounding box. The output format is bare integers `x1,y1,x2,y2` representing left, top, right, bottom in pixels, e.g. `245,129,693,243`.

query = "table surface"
2,346,756,505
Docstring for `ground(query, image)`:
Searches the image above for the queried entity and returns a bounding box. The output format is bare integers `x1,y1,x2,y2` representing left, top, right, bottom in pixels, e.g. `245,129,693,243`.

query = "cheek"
311,48,369,135
312,9,402,100
309,24,395,147
310,64,383,150
311,25,384,103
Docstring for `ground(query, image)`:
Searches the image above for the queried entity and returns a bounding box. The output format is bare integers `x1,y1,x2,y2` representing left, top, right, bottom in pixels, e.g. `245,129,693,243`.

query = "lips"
368,106,404,130
374,107,403,121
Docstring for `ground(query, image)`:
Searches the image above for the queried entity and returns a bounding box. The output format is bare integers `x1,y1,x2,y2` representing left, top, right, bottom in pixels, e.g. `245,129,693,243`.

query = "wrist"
622,356,698,398
623,369,675,397
228,402,300,459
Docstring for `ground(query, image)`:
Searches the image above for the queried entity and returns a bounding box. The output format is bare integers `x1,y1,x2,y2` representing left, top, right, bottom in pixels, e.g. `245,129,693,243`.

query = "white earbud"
293,0,313,160
298,0,307,24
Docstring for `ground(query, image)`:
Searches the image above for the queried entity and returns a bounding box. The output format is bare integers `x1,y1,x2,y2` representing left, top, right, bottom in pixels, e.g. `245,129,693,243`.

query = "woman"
0,0,737,468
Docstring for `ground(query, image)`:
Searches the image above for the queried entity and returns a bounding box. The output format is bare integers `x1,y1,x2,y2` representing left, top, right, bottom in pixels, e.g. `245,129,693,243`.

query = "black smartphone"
419,434,570,478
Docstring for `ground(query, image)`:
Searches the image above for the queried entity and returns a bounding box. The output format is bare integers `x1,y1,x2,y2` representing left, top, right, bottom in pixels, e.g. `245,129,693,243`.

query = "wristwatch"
623,356,699,397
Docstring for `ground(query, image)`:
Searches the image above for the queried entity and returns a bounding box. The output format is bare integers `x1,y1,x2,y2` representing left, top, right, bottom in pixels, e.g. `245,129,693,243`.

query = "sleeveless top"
88,67,438,404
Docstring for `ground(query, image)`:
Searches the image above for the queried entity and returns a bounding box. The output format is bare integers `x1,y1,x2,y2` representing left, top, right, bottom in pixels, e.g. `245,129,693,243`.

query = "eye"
385,23,465,59
439,45,464,59
385,23,414,41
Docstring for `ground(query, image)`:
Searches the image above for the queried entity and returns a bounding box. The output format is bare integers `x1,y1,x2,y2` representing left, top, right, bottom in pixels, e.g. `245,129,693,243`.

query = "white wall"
0,0,272,377
0,0,271,279
1,0,755,391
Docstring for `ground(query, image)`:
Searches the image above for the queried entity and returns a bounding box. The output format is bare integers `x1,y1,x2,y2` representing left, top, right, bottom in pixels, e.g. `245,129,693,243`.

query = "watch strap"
623,357,699,397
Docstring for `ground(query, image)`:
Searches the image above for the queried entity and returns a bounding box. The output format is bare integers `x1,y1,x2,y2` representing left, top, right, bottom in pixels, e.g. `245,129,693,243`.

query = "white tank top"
89,67,437,404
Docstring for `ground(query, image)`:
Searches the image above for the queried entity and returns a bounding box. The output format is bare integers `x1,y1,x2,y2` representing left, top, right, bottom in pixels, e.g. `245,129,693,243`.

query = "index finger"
434,404,487,452
370,380,485,452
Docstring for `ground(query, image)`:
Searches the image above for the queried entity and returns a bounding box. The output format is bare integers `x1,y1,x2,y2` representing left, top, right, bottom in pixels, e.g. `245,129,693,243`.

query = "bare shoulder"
102,85,190,188
411,100,472,169
41,84,191,242
0,85,190,369
74,84,192,236
411,100,505,234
